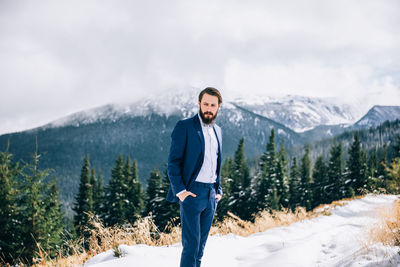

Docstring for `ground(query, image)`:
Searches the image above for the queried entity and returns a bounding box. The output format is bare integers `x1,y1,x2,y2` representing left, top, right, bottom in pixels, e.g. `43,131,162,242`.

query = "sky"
1,0,399,135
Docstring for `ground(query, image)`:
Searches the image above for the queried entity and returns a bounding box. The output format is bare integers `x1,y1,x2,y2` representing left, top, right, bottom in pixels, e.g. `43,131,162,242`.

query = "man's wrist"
176,189,187,197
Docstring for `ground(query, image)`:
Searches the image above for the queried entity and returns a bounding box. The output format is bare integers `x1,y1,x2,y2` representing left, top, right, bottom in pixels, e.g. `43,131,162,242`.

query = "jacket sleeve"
167,120,187,195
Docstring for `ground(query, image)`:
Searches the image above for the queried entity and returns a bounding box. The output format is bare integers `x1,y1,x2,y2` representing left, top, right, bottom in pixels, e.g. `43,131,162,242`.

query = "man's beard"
199,108,218,124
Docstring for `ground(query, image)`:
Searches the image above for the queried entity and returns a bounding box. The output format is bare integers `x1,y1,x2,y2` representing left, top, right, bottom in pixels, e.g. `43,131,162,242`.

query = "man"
167,87,223,267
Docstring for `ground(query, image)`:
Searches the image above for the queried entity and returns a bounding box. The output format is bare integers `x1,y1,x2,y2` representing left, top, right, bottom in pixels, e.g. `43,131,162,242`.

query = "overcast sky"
1,0,399,135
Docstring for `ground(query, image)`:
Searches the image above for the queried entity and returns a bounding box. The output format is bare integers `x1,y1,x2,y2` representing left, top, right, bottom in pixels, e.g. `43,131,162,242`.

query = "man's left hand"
215,194,222,201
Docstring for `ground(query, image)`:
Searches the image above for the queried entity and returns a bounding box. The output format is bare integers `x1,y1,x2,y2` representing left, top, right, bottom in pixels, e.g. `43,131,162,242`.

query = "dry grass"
367,199,400,247
32,195,364,267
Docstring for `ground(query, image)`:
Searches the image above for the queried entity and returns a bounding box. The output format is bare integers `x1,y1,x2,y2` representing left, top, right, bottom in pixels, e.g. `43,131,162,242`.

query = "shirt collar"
198,112,214,128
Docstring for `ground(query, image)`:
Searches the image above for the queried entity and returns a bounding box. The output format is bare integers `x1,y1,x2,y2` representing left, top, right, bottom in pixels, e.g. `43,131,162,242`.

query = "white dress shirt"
195,113,218,183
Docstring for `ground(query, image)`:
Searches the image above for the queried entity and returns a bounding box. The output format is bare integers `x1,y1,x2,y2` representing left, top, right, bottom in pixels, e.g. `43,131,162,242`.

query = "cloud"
0,0,399,134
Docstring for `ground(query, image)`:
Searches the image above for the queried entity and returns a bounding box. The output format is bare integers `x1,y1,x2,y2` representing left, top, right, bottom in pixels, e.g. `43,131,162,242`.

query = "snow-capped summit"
42,89,369,133
355,105,400,127
231,94,365,132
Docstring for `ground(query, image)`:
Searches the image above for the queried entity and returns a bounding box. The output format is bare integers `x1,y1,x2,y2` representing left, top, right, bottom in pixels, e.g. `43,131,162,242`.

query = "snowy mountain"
230,94,365,132
84,194,400,267
42,89,366,133
355,105,400,127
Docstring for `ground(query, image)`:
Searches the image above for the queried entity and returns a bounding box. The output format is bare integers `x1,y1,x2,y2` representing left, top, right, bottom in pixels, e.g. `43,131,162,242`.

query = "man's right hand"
177,191,197,202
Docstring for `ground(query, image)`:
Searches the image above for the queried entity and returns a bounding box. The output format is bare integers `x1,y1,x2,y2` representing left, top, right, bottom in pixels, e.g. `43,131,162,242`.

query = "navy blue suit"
167,114,222,267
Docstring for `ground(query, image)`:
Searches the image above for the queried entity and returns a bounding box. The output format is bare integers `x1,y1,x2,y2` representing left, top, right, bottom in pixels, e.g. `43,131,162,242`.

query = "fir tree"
104,154,127,226
17,146,59,264
377,143,389,190
312,155,328,208
122,157,132,210
42,178,64,258
126,159,144,224
276,140,290,209
256,129,277,212
73,155,93,235
299,145,313,211
289,157,301,211
360,150,370,193
144,167,164,227
93,170,104,217
392,134,400,158
216,157,234,221
229,137,252,220
89,168,99,215
269,188,280,211
0,146,21,263
346,132,364,196
156,165,180,231
367,147,381,191
327,140,344,202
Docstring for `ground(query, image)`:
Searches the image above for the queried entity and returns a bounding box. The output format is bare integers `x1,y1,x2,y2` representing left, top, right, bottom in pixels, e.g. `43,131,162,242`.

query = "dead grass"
31,195,365,266
367,199,400,247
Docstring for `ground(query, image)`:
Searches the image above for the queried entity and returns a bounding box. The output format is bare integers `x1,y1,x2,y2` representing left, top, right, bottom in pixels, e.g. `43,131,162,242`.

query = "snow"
37,90,369,133
84,194,400,267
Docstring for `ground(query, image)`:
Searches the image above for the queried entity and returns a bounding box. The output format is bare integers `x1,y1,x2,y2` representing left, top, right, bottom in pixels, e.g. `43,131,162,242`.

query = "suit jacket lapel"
193,114,205,154
213,126,221,156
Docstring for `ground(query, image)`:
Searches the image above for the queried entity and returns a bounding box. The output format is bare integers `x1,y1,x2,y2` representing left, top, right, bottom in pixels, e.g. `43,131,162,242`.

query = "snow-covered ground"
84,194,400,267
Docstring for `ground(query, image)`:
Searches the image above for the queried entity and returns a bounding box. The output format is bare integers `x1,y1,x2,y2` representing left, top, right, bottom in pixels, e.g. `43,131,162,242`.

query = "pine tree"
0,146,21,263
367,147,381,191
346,132,364,196
312,155,328,208
256,129,277,212
299,145,313,211
392,134,400,158
228,138,252,220
144,167,164,227
377,143,389,190
89,167,99,215
73,155,93,235
216,157,234,221
122,157,132,211
156,165,180,231
104,155,127,226
93,170,104,217
327,140,344,202
289,157,301,211
360,150,370,193
126,159,144,224
42,178,64,258
276,140,290,209
17,146,57,264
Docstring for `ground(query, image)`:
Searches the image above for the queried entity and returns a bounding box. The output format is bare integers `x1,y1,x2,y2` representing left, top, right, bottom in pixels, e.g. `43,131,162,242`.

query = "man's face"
198,93,221,124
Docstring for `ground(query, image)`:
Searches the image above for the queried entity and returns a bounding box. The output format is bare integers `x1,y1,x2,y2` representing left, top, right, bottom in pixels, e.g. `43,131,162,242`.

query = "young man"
167,87,223,267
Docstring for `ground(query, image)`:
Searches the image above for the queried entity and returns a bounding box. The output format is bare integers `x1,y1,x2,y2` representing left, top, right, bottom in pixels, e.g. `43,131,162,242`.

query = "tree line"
216,130,400,221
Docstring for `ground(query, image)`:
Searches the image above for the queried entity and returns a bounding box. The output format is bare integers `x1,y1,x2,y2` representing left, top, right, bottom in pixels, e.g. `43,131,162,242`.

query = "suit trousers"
179,181,218,267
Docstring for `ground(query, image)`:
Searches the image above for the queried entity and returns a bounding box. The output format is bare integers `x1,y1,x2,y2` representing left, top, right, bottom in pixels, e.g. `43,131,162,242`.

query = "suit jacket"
166,114,223,202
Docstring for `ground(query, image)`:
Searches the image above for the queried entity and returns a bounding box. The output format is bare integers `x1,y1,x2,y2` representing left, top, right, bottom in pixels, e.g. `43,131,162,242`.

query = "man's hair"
198,87,223,104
